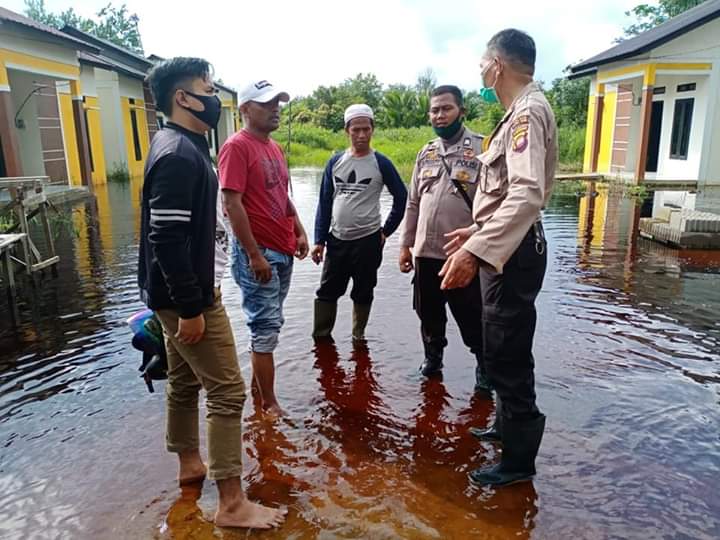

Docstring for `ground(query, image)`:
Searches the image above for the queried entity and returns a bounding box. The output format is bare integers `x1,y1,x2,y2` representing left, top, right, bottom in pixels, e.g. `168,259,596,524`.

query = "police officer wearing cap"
441,29,558,486
398,85,491,397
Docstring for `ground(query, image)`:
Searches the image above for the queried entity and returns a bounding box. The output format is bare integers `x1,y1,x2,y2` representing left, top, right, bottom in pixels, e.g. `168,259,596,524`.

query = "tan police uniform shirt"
400,126,484,260
463,82,557,273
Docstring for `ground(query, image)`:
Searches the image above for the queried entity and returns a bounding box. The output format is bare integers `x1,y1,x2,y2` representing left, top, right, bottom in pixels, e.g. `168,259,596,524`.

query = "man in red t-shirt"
219,80,308,417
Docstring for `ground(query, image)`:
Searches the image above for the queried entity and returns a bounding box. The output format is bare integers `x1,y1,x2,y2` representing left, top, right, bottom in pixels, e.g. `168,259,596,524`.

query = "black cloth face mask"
181,90,222,129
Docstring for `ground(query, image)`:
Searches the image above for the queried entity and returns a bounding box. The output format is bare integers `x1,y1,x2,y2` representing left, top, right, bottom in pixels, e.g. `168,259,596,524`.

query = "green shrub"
558,124,585,171
276,121,586,181
107,163,130,183
0,215,17,233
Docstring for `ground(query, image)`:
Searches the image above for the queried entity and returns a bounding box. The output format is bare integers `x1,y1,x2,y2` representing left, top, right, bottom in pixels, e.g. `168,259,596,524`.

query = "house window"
677,83,696,93
670,98,694,160
653,87,666,95
129,98,143,161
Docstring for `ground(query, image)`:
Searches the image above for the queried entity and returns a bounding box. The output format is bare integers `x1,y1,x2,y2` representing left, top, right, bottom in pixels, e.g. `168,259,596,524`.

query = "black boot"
473,355,493,398
469,418,501,442
470,395,502,442
420,343,443,377
469,414,546,487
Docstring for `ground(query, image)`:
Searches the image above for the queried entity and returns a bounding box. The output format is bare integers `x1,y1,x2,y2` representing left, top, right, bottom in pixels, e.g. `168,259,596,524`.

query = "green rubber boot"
352,303,372,341
313,299,337,339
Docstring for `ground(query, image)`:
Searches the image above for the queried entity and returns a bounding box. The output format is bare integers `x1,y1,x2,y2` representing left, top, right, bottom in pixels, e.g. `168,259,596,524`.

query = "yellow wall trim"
0,62,8,86
58,92,82,186
583,97,597,172
120,96,150,179
0,49,80,79
598,62,712,84
597,91,618,174
84,96,107,185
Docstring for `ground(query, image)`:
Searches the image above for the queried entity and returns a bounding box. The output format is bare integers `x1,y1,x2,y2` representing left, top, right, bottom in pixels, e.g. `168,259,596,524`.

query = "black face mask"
181,90,222,130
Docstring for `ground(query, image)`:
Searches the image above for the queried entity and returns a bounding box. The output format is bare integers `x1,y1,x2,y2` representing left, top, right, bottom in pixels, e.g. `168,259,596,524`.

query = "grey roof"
61,25,153,71
569,0,720,77
0,7,99,52
77,51,148,81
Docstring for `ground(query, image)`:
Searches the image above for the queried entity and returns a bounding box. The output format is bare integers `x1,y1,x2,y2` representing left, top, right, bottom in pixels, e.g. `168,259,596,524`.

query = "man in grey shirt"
311,104,407,341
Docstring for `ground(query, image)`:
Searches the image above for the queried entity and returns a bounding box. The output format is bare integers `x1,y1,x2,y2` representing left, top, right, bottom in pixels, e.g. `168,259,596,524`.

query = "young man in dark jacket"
139,57,285,529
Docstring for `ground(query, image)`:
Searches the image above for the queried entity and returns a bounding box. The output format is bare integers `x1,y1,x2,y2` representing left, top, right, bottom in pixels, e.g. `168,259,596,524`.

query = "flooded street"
1,170,719,539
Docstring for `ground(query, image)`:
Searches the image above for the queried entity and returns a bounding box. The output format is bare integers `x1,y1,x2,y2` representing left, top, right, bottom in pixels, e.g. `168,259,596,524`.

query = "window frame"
669,97,694,161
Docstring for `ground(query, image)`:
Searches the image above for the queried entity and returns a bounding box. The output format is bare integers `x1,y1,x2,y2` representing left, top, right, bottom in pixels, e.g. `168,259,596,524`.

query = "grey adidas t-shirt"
330,151,385,241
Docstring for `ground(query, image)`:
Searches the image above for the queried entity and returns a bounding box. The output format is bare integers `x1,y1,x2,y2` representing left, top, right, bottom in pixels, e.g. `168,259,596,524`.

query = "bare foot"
178,451,207,486
263,402,286,418
215,499,287,529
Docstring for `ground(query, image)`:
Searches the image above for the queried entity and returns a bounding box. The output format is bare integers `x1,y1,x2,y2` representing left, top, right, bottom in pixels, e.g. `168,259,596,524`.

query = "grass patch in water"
107,163,131,183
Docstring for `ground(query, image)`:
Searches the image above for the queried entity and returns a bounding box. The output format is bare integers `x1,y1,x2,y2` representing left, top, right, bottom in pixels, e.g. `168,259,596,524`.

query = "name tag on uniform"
455,159,478,170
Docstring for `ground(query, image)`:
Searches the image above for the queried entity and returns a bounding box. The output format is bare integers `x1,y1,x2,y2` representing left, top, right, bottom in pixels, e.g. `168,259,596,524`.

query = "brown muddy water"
1,171,719,540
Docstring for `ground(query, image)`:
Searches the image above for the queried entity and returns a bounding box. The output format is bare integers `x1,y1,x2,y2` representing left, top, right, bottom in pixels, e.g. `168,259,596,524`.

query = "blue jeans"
231,241,293,353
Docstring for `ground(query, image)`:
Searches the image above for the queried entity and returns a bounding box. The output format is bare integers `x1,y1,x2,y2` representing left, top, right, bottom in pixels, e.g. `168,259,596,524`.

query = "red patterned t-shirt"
218,130,296,255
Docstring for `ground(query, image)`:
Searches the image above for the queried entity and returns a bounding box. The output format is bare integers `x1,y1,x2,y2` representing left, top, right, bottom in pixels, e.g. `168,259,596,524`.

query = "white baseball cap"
344,103,374,126
239,80,290,106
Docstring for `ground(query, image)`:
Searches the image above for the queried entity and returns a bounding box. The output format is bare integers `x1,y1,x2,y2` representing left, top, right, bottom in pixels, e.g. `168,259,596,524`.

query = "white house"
569,0,720,213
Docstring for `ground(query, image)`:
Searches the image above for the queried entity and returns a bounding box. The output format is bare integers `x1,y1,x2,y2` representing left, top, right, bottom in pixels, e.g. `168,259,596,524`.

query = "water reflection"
1,173,719,539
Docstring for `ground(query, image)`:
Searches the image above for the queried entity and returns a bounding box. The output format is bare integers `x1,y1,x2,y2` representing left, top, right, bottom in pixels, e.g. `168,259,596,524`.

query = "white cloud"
4,0,643,94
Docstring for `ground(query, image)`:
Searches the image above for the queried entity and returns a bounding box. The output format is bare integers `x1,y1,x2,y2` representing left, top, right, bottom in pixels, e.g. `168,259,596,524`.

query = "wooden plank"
555,173,607,181
0,233,26,250
31,256,60,272
1,248,19,325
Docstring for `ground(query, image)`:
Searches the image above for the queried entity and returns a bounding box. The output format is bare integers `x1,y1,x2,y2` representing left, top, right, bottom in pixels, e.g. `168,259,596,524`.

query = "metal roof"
569,0,720,77
61,25,152,71
0,7,99,52
77,51,148,81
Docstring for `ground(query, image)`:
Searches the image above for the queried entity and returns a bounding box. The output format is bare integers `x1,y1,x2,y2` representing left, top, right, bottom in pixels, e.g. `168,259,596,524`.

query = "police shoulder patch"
510,115,530,153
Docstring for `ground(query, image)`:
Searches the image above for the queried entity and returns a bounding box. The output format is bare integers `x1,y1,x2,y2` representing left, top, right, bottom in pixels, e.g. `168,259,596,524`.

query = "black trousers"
480,223,547,421
316,230,383,305
413,257,483,357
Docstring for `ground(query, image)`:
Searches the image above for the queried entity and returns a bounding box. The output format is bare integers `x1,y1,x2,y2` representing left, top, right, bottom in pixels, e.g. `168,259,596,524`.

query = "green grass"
275,122,586,182
107,163,131,183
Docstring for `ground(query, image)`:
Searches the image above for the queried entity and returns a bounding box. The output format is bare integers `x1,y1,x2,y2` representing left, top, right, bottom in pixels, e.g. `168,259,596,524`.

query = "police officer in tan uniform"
441,29,557,486
398,85,491,397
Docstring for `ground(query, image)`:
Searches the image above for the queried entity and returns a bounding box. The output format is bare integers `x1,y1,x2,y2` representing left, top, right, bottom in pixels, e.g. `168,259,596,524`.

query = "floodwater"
1,171,719,540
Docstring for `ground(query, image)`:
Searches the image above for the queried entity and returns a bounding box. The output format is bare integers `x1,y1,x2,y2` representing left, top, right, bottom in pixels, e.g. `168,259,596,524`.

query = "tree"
620,0,706,40
546,76,590,128
464,91,483,122
24,0,144,53
378,85,428,129
341,73,384,111
415,68,437,96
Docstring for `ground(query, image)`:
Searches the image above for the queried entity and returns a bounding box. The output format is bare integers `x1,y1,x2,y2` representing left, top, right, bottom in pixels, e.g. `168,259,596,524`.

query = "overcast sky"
5,0,642,96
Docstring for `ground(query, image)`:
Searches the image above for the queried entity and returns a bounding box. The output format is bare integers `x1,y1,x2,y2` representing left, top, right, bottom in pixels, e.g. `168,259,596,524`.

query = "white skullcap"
344,103,374,126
